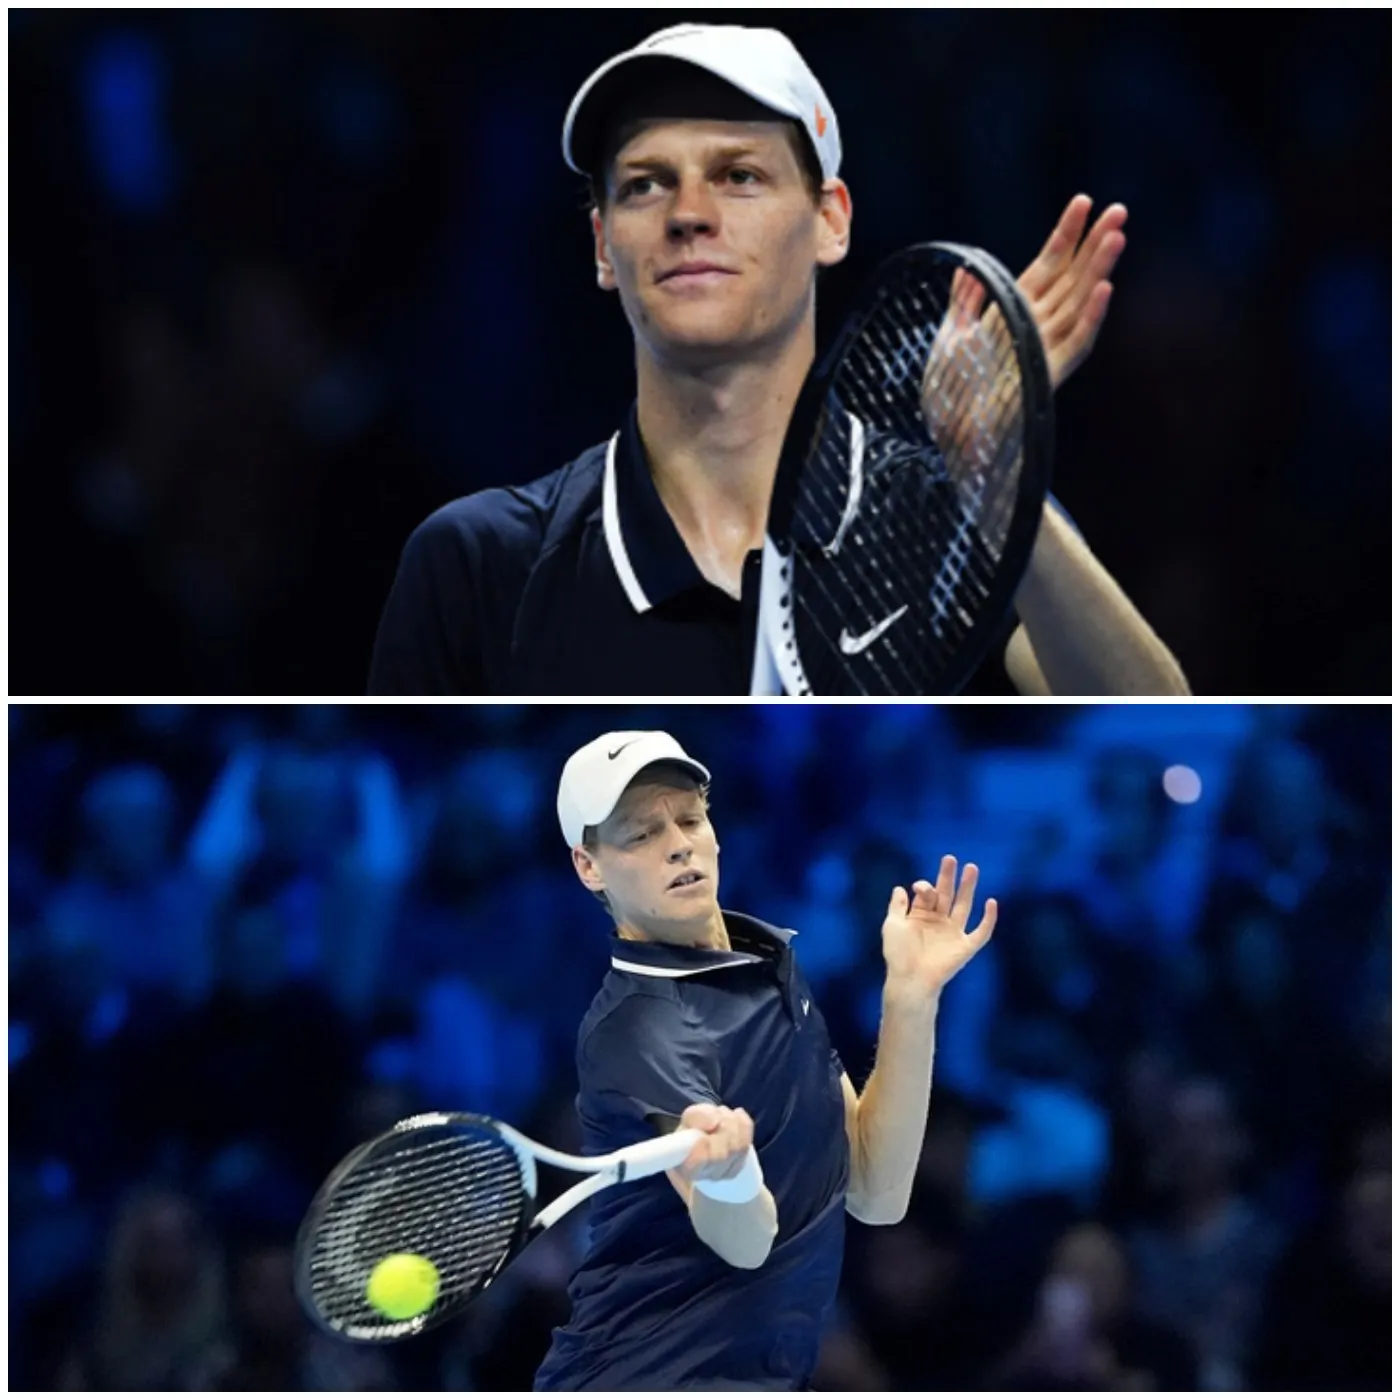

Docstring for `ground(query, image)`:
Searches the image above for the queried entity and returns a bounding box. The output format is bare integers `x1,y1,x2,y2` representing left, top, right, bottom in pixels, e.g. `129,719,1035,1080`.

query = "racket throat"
531,1168,619,1233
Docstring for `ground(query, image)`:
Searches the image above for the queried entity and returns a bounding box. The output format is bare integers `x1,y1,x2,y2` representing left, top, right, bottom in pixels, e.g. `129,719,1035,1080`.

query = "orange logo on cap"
815,104,828,137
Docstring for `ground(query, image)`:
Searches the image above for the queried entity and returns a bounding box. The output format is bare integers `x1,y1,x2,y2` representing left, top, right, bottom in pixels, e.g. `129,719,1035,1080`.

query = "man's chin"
639,311,765,363
638,895,722,935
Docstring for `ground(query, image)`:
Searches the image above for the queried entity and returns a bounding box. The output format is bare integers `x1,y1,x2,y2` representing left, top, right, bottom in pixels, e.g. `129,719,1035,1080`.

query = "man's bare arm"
1008,503,1190,695
841,859,996,1224
841,988,941,1224
664,1103,778,1269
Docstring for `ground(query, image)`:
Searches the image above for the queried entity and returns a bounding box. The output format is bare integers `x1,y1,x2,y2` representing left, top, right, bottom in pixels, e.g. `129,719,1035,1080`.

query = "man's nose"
666,827,695,860
667,177,719,240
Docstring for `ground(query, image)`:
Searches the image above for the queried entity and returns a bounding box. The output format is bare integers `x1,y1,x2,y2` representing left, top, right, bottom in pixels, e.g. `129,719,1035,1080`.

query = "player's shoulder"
405,443,608,563
577,977,684,1060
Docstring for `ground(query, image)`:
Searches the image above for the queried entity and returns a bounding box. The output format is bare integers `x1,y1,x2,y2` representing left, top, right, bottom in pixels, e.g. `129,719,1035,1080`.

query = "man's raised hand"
881,855,997,996
1017,194,1127,392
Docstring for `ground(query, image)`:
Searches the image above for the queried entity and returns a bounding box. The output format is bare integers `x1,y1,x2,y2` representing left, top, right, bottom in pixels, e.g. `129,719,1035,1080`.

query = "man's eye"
726,168,760,186
620,176,657,199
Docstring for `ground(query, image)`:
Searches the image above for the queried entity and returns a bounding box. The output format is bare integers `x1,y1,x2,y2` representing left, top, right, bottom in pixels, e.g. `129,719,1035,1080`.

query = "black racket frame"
767,240,1055,696
294,1112,536,1342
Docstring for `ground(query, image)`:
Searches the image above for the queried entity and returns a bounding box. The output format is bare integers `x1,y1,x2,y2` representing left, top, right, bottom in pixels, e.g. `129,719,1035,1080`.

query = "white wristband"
693,1146,764,1203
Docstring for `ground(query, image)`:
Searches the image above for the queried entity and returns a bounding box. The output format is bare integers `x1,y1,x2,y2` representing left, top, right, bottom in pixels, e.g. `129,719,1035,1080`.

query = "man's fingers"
971,897,999,946
1088,201,1129,243
1067,282,1115,358
1044,281,1115,384
934,854,958,909
951,267,987,326
1020,194,1093,299
1090,215,1128,267
1025,199,1126,328
1033,193,1090,270
910,878,939,914
1035,230,1124,334
697,1110,753,1176
951,862,980,925
691,1106,751,1147
681,1102,722,1132
888,885,911,919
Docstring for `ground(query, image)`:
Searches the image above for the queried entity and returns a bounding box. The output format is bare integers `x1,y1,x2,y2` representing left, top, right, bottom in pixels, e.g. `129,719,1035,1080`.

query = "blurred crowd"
9,702,1390,1390
10,10,1390,695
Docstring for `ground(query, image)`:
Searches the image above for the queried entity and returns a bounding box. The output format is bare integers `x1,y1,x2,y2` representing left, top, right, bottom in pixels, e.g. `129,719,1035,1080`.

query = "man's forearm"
848,985,941,1224
1010,502,1190,696
668,1172,778,1269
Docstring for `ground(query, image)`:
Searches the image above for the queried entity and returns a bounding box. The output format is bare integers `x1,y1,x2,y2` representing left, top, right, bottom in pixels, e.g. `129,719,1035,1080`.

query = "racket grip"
618,1128,704,1179
694,1146,764,1204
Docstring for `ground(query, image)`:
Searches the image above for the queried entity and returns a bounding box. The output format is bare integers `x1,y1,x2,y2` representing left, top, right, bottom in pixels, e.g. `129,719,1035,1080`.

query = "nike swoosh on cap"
838,605,909,656
608,740,641,760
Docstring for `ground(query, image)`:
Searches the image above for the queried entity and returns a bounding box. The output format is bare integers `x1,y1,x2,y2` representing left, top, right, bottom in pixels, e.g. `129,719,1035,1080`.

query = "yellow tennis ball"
365,1252,440,1321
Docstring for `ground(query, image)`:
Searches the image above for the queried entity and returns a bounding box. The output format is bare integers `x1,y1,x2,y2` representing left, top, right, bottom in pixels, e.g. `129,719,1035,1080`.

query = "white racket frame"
395,1112,704,1232
753,411,865,697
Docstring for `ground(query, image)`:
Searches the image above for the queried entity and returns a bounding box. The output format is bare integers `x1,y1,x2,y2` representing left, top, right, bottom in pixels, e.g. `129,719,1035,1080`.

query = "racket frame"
295,1112,701,1342
757,239,1055,696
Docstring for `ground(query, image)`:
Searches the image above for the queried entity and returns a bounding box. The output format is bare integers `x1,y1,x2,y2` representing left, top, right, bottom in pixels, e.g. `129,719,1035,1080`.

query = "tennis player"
534,730,996,1390
369,22,1188,697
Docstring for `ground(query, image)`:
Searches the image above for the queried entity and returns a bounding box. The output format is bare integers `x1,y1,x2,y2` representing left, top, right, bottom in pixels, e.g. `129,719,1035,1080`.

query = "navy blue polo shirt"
368,403,1070,696
368,407,764,695
534,913,850,1392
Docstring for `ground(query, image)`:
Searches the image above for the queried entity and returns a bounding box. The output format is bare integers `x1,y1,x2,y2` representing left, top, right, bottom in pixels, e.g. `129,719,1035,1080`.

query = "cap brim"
564,52,799,178
576,753,710,836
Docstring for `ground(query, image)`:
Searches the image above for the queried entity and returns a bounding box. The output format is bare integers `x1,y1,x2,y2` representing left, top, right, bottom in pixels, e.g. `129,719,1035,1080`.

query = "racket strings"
787,264,1026,693
792,412,918,694
808,425,932,694
793,418,956,695
852,278,1024,554
303,1126,526,1338
858,300,1024,618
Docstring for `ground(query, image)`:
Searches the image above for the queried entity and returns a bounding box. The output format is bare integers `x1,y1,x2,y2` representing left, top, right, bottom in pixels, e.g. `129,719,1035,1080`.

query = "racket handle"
694,1145,764,1204
617,1127,704,1180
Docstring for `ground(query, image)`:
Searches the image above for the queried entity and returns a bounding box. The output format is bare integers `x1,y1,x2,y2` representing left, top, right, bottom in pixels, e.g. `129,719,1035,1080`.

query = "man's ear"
573,843,606,895
815,178,853,270
591,209,617,291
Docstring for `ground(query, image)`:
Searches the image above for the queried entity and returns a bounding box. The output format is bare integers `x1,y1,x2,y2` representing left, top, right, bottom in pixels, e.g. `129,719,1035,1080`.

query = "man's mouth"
668,871,705,889
657,262,737,284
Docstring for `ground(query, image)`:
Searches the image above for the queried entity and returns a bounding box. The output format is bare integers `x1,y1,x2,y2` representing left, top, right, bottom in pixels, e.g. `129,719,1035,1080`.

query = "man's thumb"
888,885,909,917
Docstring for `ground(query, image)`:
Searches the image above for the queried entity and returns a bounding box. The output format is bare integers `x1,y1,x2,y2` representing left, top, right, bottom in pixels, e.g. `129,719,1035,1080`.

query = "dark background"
9,9,1391,696
9,701,1391,1389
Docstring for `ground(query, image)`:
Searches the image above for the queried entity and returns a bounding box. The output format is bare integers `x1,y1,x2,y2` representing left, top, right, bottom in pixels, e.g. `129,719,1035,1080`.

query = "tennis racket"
752,241,1053,695
295,1112,719,1342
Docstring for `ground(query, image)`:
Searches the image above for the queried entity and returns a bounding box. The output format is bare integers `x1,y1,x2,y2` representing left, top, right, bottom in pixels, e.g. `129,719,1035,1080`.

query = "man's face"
575,775,720,937
592,118,850,367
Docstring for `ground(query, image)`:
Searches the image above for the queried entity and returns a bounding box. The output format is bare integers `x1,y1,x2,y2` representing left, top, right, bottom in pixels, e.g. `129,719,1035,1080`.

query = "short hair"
585,65,824,212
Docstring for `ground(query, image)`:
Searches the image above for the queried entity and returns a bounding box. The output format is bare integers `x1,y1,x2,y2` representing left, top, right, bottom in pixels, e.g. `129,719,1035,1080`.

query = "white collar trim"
601,433,652,614
610,955,755,979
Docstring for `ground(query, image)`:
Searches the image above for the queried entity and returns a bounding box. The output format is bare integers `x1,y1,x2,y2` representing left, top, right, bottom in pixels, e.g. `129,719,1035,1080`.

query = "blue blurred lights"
81,31,176,217
1162,764,1203,804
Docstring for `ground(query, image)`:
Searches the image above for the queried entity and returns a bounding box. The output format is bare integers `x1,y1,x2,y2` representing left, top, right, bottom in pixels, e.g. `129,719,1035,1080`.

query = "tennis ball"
365,1252,440,1321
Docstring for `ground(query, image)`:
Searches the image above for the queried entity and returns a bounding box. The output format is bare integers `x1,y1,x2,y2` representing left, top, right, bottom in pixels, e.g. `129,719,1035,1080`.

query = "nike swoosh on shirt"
838,605,909,656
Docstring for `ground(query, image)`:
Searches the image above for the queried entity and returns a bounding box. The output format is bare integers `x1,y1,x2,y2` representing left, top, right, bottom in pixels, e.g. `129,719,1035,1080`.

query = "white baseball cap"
557,731,711,847
562,23,842,183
